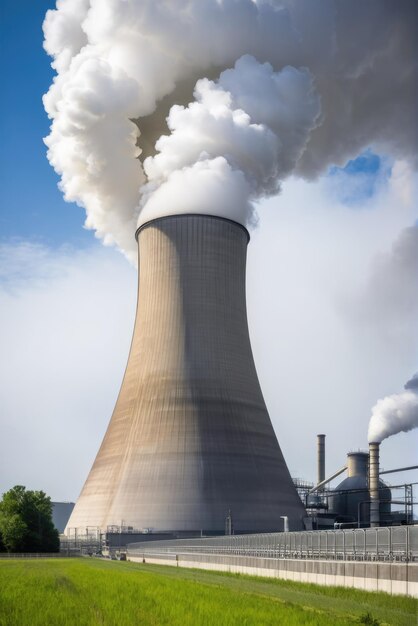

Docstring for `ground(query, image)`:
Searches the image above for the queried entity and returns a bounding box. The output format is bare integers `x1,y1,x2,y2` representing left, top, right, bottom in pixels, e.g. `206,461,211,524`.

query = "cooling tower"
66,214,305,534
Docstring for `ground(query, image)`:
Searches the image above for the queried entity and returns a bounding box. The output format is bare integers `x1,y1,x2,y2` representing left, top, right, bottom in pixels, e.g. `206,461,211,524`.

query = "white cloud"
0,243,136,500
247,165,418,481
341,224,418,357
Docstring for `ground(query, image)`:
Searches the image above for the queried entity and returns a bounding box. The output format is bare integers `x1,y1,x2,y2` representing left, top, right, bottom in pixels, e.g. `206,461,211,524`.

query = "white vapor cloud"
350,225,418,354
43,0,417,260
368,374,418,443
139,56,320,226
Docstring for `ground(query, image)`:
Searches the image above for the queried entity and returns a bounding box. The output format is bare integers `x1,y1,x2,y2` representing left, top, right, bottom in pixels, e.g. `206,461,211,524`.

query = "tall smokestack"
66,214,305,534
317,434,326,491
369,442,380,527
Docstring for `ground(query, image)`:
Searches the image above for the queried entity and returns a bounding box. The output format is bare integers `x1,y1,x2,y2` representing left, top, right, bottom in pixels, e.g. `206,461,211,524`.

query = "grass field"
0,558,416,626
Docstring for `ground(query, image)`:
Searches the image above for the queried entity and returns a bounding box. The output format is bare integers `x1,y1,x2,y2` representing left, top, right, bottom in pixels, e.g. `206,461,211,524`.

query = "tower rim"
135,213,250,242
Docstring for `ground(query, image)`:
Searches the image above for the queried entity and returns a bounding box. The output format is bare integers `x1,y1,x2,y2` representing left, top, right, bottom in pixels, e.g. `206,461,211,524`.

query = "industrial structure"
63,408,416,549
66,214,306,535
327,450,391,526
295,438,416,530
59,213,417,600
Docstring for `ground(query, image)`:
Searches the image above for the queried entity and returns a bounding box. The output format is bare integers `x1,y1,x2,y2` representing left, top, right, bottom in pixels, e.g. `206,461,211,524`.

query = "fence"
128,525,418,563
0,553,76,559
59,538,100,555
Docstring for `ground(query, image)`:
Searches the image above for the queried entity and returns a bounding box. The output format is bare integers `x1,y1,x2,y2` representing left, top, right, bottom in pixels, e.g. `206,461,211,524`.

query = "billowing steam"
43,1,417,262
368,374,418,443
139,56,320,227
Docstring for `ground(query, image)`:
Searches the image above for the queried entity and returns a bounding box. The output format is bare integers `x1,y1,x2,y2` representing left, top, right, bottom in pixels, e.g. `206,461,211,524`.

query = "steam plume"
139,56,320,226
43,1,417,261
368,374,418,443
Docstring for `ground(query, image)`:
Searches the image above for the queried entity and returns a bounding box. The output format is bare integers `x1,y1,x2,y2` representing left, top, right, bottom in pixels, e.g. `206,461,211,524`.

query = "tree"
0,486,59,553
0,514,27,552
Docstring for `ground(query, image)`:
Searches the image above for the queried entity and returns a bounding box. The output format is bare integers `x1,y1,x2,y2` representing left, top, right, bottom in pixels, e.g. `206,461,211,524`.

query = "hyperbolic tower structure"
66,214,305,533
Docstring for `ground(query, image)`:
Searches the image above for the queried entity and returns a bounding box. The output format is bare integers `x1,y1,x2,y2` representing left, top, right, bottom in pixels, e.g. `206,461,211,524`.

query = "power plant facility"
64,213,417,550
296,438,415,531
35,0,417,600
57,211,417,603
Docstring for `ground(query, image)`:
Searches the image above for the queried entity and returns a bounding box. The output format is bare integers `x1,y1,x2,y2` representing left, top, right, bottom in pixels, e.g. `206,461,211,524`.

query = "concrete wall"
128,551,418,597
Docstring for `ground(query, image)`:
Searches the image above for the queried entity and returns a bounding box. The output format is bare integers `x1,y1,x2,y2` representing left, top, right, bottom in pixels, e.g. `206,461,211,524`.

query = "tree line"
0,485,59,553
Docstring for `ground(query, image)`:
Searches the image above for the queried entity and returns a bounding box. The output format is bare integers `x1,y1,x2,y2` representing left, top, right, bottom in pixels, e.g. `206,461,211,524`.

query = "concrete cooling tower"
66,214,305,534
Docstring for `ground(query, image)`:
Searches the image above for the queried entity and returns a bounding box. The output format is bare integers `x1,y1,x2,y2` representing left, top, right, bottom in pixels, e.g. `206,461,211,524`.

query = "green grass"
0,558,415,626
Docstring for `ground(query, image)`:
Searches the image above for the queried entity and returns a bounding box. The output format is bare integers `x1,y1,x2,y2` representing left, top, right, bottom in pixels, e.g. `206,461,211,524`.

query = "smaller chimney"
317,434,326,491
369,442,380,527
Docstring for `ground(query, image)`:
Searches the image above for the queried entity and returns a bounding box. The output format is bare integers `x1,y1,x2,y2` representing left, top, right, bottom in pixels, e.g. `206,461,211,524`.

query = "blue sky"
328,150,390,206
0,0,91,248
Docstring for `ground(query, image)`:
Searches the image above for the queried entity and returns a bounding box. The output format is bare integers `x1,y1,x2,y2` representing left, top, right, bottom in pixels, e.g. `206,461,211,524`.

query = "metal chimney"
317,434,326,491
66,214,305,534
369,442,380,527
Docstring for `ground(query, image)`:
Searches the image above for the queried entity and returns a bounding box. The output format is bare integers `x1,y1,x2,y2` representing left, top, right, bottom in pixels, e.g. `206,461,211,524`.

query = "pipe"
379,465,418,475
317,434,326,491
309,465,347,493
369,442,380,527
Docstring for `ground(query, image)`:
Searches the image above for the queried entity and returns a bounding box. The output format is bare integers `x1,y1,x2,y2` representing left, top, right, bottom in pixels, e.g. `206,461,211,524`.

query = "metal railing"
59,538,101,555
128,525,418,563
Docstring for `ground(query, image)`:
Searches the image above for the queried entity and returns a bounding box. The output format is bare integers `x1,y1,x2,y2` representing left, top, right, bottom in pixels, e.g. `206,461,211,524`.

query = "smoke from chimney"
368,373,418,444
42,1,417,262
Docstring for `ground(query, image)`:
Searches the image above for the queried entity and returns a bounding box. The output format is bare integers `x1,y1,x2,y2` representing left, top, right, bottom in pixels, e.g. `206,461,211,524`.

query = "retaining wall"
128,551,418,597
